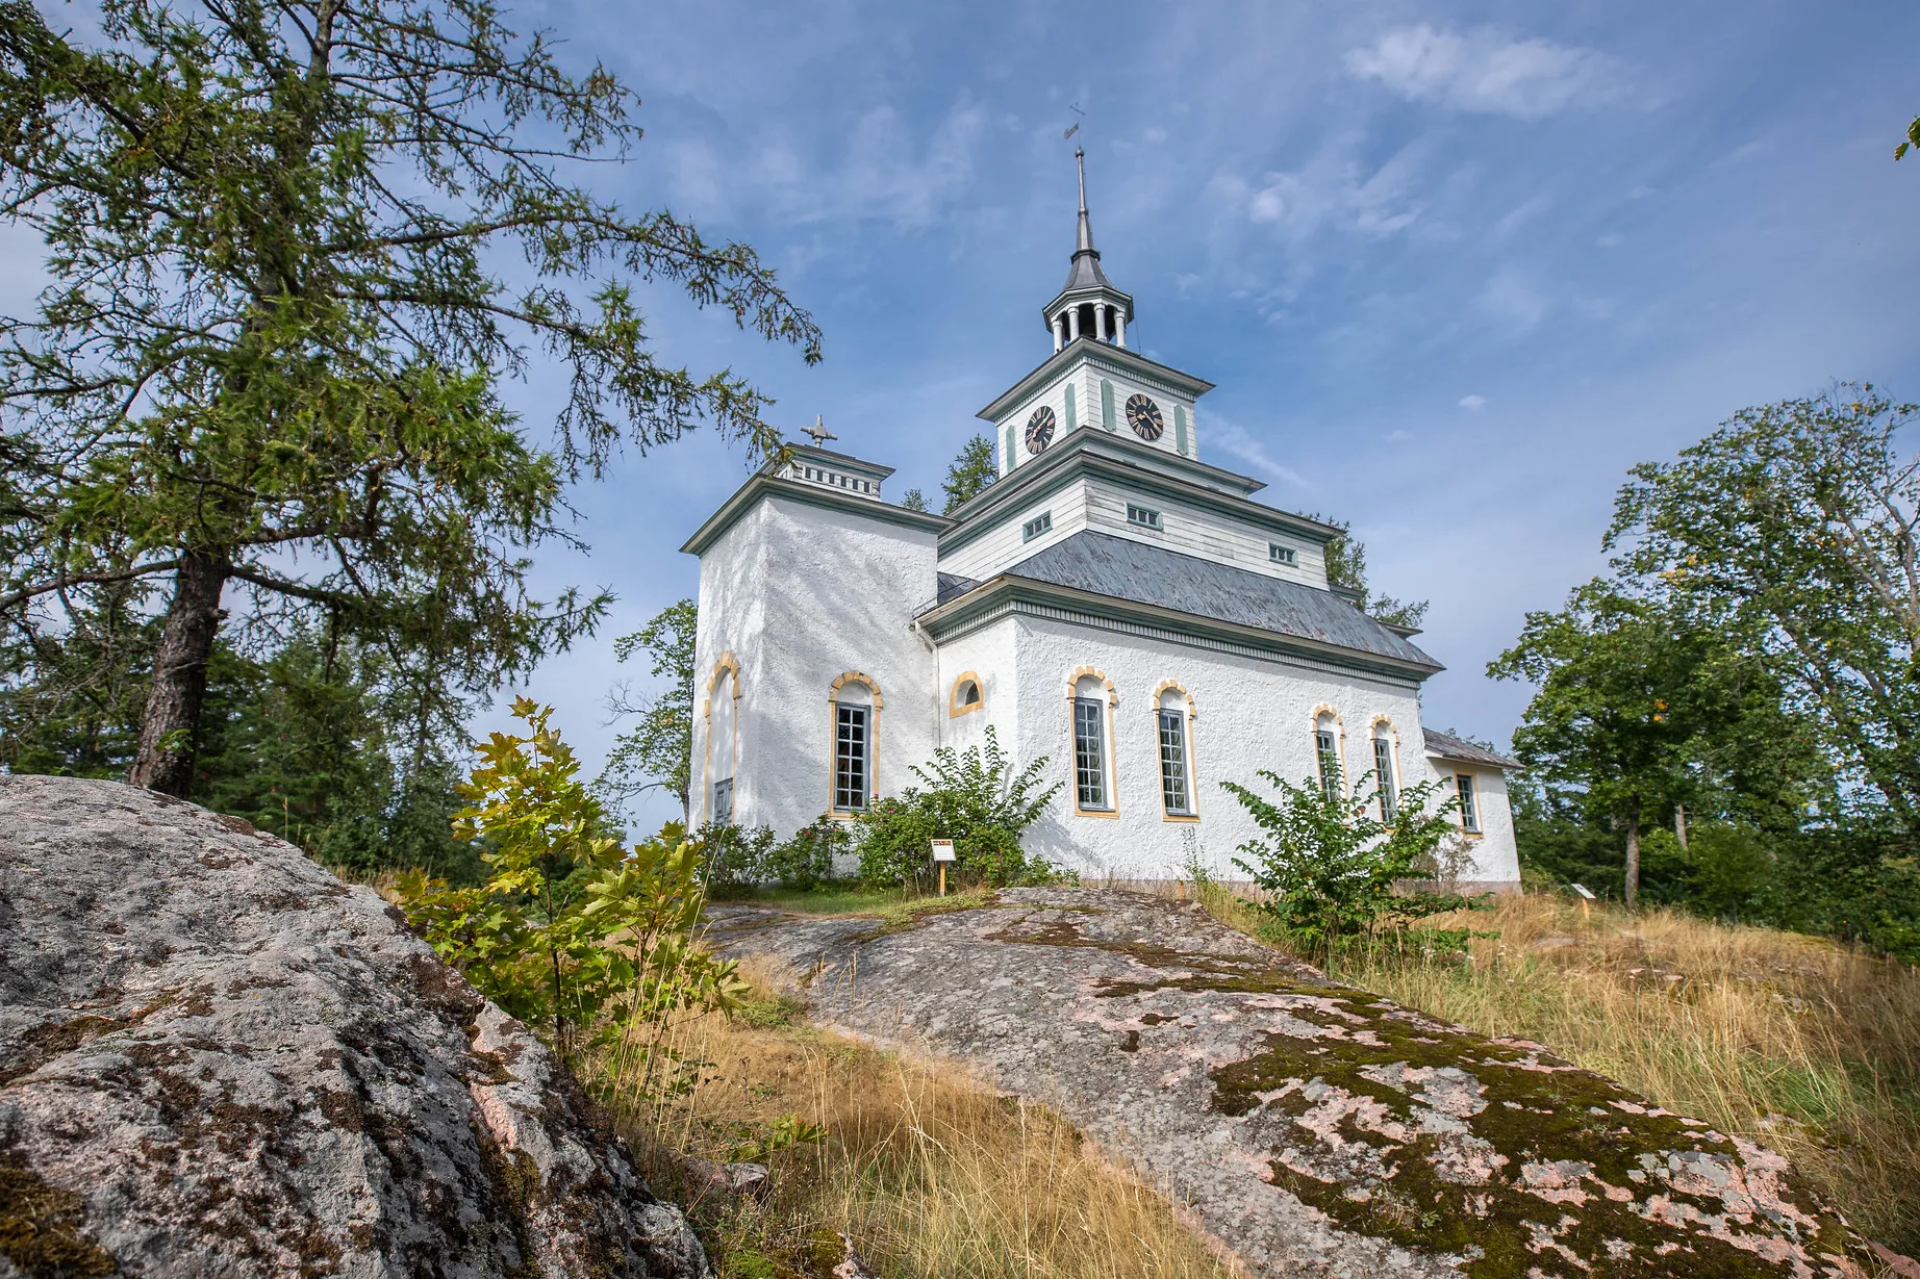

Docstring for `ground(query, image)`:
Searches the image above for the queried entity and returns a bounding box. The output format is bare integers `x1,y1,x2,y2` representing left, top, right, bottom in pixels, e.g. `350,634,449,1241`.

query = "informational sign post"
930,839,955,897
1570,882,1596,920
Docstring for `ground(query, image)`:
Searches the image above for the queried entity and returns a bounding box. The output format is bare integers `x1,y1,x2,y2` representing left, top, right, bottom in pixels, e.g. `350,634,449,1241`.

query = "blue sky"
16,1,1910,822
491,0,1920,828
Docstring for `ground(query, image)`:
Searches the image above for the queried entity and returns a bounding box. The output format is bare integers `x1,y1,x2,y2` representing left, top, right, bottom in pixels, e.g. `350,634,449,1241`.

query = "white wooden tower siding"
681,155,1521,887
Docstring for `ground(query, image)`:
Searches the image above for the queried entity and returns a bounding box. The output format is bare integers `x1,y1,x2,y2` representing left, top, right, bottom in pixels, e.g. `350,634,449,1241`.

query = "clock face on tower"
1025,404,1056,453
1126,393,1165,441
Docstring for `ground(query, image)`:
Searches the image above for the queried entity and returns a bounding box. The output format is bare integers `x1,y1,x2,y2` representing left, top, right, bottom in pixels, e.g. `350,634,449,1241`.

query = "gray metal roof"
1423,728,1522,771
1003,532,1441,669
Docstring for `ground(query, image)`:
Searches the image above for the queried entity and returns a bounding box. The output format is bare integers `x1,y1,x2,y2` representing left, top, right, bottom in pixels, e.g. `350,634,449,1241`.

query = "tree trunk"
1674,803,1689,852
128,550,229,796
1623,801,1642,909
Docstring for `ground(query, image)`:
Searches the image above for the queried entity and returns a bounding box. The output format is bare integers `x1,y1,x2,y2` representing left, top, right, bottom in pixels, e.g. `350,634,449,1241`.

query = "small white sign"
1570,883,1596,900
930,839,956,862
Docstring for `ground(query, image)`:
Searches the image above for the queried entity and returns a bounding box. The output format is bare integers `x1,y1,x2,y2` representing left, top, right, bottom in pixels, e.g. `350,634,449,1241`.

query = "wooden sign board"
930,839,956,862
1569,883,1595,900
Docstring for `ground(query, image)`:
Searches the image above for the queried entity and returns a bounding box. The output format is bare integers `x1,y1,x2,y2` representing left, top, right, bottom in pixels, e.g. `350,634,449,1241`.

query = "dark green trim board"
1005,424,1017,471
1102,379,1115,430
1064,383,1077,434
1175,406,1189,456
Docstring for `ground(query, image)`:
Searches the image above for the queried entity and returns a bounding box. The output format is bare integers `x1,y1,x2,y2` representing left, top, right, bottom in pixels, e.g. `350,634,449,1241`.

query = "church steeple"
1043,148,1133,352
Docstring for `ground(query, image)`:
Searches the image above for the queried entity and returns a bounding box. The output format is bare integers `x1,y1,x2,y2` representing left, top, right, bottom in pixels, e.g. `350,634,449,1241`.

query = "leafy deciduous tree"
1608,385,1919,827
602,597,696,821
0,0,819,795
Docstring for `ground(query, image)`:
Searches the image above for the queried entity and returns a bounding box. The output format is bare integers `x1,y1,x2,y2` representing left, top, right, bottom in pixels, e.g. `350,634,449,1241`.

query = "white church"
683,153,1521,888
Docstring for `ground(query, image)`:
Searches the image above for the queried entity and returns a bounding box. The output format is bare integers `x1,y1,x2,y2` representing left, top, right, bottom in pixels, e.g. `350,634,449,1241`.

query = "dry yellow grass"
597,960,1237,1279
1175,882,1920,1254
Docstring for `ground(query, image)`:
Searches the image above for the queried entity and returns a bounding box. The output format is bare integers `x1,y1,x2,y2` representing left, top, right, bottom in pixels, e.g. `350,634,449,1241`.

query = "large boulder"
0,774,708,1278
711,889,1870,1279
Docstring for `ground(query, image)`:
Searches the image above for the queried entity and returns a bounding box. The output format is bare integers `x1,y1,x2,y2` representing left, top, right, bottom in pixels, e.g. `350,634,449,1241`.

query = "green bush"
1223,764,1466,965
693,821,777,896
766,815,842,891
396,698,741,1089
855,726,1065,888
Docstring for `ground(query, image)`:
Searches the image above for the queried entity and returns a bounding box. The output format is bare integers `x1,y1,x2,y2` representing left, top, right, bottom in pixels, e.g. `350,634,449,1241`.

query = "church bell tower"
977,149,1213,477
1043,148,1134,352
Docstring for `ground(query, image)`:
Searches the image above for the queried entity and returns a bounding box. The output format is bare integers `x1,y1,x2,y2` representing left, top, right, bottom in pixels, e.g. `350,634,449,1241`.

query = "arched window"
704,654,741,825
829,673,881,814
949,671,984,718
1155,682,1197,819
1068,669,1116,816
1313,709,1343,798
1371,720,1399,822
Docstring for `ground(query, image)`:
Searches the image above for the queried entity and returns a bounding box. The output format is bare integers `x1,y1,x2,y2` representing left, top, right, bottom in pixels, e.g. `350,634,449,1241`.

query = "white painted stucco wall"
691,493,939,839
1003,614,1433,880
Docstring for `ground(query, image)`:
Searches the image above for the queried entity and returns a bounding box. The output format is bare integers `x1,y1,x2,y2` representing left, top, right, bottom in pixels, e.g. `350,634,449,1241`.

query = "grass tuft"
596,957,1236,1279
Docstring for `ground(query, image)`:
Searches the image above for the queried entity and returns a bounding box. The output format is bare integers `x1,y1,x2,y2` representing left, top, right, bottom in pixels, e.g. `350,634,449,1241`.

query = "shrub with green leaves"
766,815,844,891
856,726,1064,888
693,821,777,896
397,699,741,1090
1223,764,1464,964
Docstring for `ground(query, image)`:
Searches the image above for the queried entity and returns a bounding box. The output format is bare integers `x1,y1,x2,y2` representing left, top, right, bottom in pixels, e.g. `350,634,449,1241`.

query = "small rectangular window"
1159,709,1192,815
1373,738,1397,822
834,706,869,811
1269,543,1298,566
1456,773,1480,833
1073,698,1109,810
1126,503,1163,530
1022,511,1053,542
712,777,734,827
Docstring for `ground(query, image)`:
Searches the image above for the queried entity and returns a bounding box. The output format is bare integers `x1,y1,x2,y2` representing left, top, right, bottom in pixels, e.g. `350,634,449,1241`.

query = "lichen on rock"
0,774,710,1278
710,886,1869,1279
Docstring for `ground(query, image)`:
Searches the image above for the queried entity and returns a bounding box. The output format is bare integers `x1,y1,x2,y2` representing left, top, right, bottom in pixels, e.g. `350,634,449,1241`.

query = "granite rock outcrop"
0,774,708,1278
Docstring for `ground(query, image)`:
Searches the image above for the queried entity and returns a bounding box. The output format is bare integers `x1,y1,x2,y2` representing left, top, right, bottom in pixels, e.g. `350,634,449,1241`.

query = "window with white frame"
1072,676,1111,811
1373,729,1398,823
1269,543,1298,566
1157,689,1194,816
1126,503,1163,530
1314,715,1341,797
1456,773,1480,833
1022,511,1053,542
832,683,874,812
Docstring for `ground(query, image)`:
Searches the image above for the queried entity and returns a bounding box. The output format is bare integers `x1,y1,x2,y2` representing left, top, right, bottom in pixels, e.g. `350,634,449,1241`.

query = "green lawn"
707,882,997,924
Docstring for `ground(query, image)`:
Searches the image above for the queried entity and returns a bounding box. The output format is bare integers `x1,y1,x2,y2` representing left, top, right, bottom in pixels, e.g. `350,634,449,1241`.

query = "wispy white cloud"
664,98,989,229
1206,418,1310,489
1211,138,1428,241
1477,269,1551,332
1344,25,1625,119
1458,394,1487,410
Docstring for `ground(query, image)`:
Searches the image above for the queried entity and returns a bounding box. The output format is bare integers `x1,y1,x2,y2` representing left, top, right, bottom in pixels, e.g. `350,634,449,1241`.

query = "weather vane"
1063,101,1085,141
801,414,836,447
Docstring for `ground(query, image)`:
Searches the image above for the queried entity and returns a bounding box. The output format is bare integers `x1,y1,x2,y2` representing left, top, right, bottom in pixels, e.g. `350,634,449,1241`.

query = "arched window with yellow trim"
1068,670,1116,815
829,673,881,814
703,654,741,826
1156,684,1197,819
1371,720,1400,822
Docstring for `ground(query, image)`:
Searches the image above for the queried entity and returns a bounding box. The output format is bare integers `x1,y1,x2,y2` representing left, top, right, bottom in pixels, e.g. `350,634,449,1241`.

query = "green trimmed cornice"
978,339,1214,424
681,475,952,557
939,431,1341,556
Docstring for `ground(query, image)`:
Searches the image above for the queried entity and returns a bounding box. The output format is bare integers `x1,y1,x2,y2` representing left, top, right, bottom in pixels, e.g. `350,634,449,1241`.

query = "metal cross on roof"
801,414,837,447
